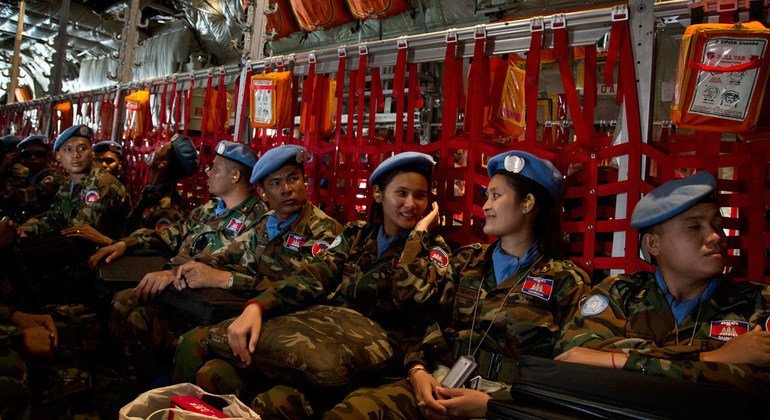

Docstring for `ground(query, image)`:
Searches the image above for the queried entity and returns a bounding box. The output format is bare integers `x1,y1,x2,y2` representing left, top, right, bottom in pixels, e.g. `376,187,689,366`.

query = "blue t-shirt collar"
376,225,409,258
214,199,228,217
655,268,720,326
492,242,539,285
266,212,299,241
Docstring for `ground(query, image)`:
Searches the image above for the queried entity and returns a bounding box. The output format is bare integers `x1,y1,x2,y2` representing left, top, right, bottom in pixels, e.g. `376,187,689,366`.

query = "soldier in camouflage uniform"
2,136,66,222
324,151,590,419
60,135,199,247
0,135,24,219
179,152,454,416
556,171,770,397
92,140,123,179
17,125,130,240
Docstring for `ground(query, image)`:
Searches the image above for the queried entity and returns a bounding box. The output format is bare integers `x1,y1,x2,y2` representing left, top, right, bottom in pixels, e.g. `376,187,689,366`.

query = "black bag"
492,356,764,419
157,286,249,329
94,255,169,300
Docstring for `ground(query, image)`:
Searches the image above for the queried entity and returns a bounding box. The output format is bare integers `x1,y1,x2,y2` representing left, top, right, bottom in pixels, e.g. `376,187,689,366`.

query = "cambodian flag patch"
84,190,100,204
709,320,749,341
312,241,329,256
522,277,554,301
429,247,449,267
155,217,172,231
226,217,244,234
285,233,306,251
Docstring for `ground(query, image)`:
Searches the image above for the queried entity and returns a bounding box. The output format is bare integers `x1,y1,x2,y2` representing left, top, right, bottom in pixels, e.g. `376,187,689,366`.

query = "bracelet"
611,352,617,369
407,364,428,381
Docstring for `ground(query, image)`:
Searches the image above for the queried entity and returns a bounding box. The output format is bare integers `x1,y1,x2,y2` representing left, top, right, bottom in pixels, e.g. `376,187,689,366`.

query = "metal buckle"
474,25,486,39
308,52,317,64
445,30,457,43
611,5,629,21
337,47,347,58
716,0,739,13
397,38,408,49
530,17,544,33
551,14,566,30
359,44,369,56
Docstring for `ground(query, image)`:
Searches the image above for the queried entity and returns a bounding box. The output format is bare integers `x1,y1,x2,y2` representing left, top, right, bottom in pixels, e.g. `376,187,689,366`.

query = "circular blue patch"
581,294,609,317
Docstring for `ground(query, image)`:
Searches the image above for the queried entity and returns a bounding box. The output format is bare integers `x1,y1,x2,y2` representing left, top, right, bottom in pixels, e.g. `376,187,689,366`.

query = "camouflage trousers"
0,347,31,419
249,380,419,419
111,288,178,383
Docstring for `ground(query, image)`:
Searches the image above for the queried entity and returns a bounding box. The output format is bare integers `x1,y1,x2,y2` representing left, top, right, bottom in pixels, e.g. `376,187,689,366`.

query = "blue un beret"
368,152,435,186
250,145,308,184
170,134,200,178
631,171,716,229
54,124,93,151
0,135,21,151
92,141,123,157
216,140,258,171
17,135,49,150
487,150,564,201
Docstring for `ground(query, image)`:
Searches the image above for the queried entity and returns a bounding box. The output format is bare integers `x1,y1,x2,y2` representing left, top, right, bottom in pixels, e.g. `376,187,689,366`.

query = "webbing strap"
183,74,196,136
441,37,458,142
406,63,422,143
393,46,408,144
356,50,368,141
302,61,317,141
334,54,347,145
554,26,592,147
525,28,543,146
369,67,383,137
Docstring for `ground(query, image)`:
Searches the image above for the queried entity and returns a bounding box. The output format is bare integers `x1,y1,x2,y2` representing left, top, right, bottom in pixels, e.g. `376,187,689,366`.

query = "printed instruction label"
252,79,275,125
688,37,767,121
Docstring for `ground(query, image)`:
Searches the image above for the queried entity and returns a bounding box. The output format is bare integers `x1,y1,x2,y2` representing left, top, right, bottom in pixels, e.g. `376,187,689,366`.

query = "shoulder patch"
429,247,449,267
155,218,172,231
284,233,306,251
709,320,749,342
226,217,245,234
311,241,329,256
522,277,554,301
580,294,609,317
84,190,100,204
329,234,343,249
42,175,55,184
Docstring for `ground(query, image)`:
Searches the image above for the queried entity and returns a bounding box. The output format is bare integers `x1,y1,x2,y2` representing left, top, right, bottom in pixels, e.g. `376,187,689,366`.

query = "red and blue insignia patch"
285,233,306,251
142,208,152,221
522,277,555,301
429,247,449,267
709,320,749,341
226,217,244,234
155,217,172,231
311,241,330,256
84,190,100,204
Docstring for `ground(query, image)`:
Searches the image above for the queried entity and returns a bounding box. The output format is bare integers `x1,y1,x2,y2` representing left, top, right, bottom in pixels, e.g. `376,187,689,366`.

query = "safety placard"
688,37,767,121
252,79,275,125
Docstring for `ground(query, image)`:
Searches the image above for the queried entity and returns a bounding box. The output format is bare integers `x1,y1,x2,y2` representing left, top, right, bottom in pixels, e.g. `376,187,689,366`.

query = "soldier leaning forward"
556,171,770,399
322,150,591,419
0,135,64,222
176,152,455,416
88,141,266,382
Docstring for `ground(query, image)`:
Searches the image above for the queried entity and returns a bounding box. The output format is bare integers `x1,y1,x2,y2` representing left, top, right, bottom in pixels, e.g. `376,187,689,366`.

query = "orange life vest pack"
300,75,337,136
464,57,526,140
344,0,411,19
671,22,770,133
250,71,293,129
289,0,352,31
265,0,300,40
124,90,151,137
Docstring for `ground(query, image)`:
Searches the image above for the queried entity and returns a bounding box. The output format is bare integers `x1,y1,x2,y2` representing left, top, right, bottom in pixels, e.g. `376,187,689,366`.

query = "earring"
232,175,238,180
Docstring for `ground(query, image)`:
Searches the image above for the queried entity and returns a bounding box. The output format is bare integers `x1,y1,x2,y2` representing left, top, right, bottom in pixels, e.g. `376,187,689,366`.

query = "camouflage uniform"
181,222,454,416
123,183,186,235
0,163,30,219
20,166,130,239
556,272,770,397
325,243,590,419
0,304,31,420
9,167,66,221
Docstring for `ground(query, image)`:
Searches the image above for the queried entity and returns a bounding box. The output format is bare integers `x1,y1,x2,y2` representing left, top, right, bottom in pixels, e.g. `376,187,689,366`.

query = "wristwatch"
227,272,234,289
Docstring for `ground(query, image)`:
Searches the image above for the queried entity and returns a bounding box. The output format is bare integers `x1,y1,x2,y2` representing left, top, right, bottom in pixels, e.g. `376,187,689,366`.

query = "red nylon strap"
525,29,543,146
393,47,408,145
406,63,420,143
467,36,489,143
157,81,169,143
347,69,357,143
584,46,598,137
184,75,195,136
688,56,765,72
88,94,95,125
604,20,623,88
302,62,317,141
287,75,300,142
334,54,347,145
356,51,368,141
718,0,738,23
199,73,214,154
554,26,592,147
168,79,178,137
369,67,383,136
216,70,227,140
440,39,458,141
